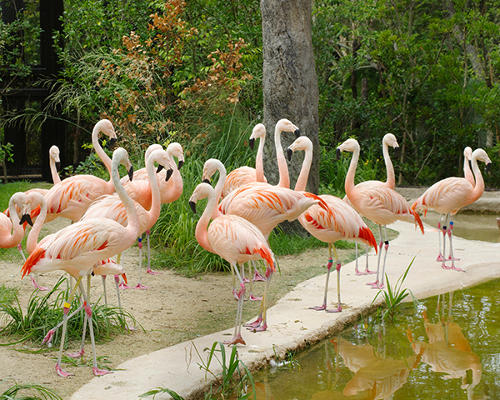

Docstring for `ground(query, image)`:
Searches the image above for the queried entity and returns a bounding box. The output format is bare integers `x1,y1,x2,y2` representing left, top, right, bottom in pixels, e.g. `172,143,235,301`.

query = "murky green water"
253,279,500,399
423,212,500,243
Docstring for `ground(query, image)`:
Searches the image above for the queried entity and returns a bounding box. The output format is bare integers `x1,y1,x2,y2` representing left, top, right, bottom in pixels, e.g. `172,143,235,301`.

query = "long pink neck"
92,124,113,180
275,126,289,188
195,190,217,253
112,154,139,236
1,200,24,247
464,156,474,186
214,161,227,204
345,146,360,197
49,157,60,184
255,135,266,182
469,155,485,202
27,194,47,253
145,151,162,229
294,145,312,192
164,148,183,203
383,141,395,189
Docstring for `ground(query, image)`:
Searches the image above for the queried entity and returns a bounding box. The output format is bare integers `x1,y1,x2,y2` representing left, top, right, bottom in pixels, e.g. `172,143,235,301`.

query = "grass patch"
0,285,18,306
0,278,138,346
0,383,61,400
0,181,51,211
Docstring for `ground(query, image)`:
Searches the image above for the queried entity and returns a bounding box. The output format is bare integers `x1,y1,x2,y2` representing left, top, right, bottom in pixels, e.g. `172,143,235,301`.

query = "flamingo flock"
0,116,491,376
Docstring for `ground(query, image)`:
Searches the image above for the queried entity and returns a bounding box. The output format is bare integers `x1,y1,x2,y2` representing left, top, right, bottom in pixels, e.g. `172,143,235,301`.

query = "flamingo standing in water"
222,123,268,198
21,147,139,377
348,133,399,275
41,119,120,223
337,138,424,289
189,182,275,345
287,136,377,312
411,148,491,270
82,147,174,288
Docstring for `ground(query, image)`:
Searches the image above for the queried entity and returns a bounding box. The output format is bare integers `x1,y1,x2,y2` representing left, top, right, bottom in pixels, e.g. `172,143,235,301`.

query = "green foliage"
0,383,61,400
140,341,255,400
0,285,18,306
0,279,138,345
372,257,415,321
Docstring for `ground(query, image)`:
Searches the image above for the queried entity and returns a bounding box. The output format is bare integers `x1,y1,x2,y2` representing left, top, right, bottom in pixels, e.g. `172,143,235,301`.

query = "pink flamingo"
1,192,29,258
189,182,275,345
338,138,424,289
411,148,491,271
348,134,399,275
222,123,267,198
21,147,139,377
287,136,378,312
82,147,174,288
41,119,121,223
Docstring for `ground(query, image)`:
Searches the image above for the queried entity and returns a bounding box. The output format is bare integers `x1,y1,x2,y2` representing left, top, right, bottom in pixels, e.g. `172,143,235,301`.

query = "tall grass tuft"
0,278,137,345
0,383,61,400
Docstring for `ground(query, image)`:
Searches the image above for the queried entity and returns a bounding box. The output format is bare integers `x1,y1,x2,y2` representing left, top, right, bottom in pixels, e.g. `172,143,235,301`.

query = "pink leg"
31,275,49,291
310,259,332,311
135,237,149,289
326,263,342,312
440,225,449,269
368,238,383,286
447,222,464,271
145,231,160,275
436,221,444,261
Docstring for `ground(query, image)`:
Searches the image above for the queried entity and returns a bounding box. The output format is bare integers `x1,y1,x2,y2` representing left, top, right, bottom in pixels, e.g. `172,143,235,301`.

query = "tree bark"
260,0,319,194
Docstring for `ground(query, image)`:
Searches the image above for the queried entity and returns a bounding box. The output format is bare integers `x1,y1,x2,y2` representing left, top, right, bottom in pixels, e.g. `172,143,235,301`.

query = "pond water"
422,212,500,243
253,279,500,399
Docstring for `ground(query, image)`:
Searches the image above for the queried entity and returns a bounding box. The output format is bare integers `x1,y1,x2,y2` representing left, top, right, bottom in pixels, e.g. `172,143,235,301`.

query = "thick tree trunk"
260,0,320,194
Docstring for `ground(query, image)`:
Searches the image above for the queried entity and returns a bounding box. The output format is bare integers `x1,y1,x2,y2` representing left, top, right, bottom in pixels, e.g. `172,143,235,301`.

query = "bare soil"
0,218,361,399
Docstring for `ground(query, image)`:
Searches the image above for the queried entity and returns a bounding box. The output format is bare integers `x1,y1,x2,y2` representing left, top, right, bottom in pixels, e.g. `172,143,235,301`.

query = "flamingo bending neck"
92,121,113,180
255,133,266,182
382,138,395,188
275,124,290,188
194,186,217,253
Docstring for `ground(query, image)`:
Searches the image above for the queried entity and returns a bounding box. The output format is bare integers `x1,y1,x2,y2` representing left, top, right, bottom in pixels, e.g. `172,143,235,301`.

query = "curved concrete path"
71,221,500,400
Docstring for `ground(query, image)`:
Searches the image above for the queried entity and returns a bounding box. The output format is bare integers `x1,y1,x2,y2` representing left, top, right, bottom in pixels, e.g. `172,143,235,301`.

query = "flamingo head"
472,148,492,166
202,158,225,185
383,133,399,149
276,118,300,138
167,142,185,170
49,145,61,168
96,119,117,145
112,147,134,181
287,136,313,161
463,146,473,161
189,182,213,213
10,192,31,226
149,149,174,182
337,138,360,155
249,123,266,150
145,144,163,164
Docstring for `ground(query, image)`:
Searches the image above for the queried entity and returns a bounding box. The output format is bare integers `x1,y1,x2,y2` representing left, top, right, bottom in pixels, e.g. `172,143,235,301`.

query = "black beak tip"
202,178,211,184
177,160,184,170
165,168,173,182
336,148,341,160
189,201,196,214
108,138,117,147
294,129,301,139
156,164,164,173
55,161,61,169
485,163,492,173
287,148,293,162
249,138,255,150
128,166,134,182
20,214,33,227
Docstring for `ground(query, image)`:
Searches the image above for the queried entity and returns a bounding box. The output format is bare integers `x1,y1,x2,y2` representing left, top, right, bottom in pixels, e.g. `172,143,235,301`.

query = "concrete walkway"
71,220,500,400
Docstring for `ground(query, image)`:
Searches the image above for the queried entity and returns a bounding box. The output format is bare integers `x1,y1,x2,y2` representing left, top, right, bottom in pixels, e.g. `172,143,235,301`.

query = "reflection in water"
253,280,499,400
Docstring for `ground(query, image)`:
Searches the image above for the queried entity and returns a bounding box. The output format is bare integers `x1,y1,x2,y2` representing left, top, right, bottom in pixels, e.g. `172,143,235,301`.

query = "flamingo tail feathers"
21,247,45,278
358,226,378,254
255,247,275,272
411,208,424,234
303,192,334,218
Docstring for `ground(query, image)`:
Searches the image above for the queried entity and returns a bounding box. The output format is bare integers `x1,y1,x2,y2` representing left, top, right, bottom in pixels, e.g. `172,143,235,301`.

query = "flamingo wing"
223,166,266,198
413,177,473,214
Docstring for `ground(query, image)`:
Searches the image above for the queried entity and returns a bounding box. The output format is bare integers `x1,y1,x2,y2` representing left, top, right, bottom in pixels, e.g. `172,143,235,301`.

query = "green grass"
0,383,61,400
0,285,18,306
0,278,138,346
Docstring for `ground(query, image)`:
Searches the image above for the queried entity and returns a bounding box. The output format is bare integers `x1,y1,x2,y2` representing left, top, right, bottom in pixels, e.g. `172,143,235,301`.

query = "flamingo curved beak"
156,164,164,173
336,148,341,160
178,160,184,169
202,178,211,184
165,168,173,182
249,138,255,150
189,201,197,214
287,148,293,161
485,163,492,174
128,166,134,182
294,129,301,138
19,213,33,227
55,161,61,169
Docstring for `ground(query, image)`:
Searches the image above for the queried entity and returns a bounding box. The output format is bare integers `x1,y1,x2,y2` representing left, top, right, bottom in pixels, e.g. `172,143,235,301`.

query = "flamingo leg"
68,275,91,359
101,275,108,306
326,244,343,313
354,242,360,275
114,275,122,308
252,260,266,282
225,263,246,345
135,237,148,289
146,230,160,275
117,253,129,289
43,303,84,345
247,261,262,301
56,276,82,377
253,270,272,332
377,228,390,290
447,221,464,271
436,215,444,261
441,214,449,269
368,225,384,287
78,280,112,376
311,243,333,311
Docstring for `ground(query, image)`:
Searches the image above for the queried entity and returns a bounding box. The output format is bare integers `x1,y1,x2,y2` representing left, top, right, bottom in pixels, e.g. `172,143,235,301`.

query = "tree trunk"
260,0,319,194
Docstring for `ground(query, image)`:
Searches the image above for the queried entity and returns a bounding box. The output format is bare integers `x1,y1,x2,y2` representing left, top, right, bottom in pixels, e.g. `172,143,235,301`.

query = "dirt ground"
0,218,365,399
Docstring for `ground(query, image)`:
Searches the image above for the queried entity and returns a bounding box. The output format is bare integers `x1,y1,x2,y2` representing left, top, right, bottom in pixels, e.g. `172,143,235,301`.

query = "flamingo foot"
135,283,148,290
249,295,262,301
42,329,55,345
92,367,112,376
326,305,342,313
118,282,130,290
244,316,263,329
232,289,239,301
365,269,377,275
309,304,327,311
66,349,84,359
436,254,444,262
355,269,367,276
253,271,266,282
441,263,450,270
146,268,160,275
450,265,465,272
55,364,72,377
448,256,461,261
373,283,384,290
224,334,246,346
251,322,268,332
243,277,250,284
31,277,48,291
367,281,379,286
